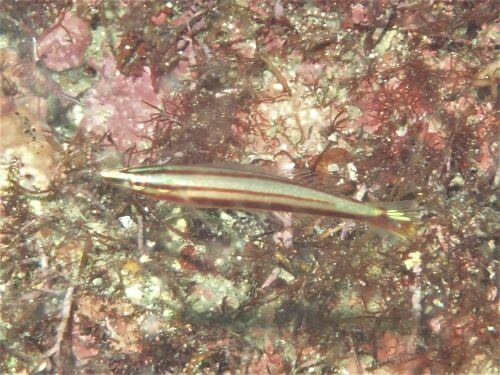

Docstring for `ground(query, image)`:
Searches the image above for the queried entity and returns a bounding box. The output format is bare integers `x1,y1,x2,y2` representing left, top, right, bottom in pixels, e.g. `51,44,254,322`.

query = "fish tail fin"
370,201,422,243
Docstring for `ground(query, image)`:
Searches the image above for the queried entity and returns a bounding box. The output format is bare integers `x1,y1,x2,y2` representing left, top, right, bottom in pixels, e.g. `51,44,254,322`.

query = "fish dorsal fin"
197,162,347,196
284,168,350,196
196,162,283,178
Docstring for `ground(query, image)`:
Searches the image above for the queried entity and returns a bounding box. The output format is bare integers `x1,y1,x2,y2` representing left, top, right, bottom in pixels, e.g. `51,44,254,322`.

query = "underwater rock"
0,96,57,189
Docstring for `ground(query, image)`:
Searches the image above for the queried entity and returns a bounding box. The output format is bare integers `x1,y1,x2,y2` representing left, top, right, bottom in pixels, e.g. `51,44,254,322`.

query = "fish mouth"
100,169,130,188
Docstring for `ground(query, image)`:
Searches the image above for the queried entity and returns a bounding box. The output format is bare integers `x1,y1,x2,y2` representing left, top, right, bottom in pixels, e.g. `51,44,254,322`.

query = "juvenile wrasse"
101,164,419,241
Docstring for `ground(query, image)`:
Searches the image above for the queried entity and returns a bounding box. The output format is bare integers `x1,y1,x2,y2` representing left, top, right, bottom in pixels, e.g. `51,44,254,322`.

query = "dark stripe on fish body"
137,182,330,205
125,166,303,185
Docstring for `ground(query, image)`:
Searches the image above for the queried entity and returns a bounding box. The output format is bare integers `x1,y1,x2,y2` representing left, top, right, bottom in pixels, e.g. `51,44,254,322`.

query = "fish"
101,164,420,241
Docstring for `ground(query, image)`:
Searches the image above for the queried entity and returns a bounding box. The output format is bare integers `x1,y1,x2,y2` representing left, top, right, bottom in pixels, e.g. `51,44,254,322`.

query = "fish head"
100,167,177,198
100,168,154,193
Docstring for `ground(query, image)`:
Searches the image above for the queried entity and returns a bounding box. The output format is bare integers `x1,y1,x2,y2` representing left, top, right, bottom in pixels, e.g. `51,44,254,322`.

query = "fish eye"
129,178,147,191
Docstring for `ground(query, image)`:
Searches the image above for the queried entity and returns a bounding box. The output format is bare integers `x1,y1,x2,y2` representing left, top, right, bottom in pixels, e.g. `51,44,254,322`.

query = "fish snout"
100,169,130,188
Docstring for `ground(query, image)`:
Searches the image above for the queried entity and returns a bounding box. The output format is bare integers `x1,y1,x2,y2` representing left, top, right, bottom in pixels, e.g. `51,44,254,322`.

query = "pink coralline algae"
81,56,164,152
350,81,384,134
37,13,91,71
350,4,370,25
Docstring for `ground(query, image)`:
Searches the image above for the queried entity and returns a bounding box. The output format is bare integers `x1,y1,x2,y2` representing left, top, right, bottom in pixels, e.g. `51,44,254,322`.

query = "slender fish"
101,164,419,240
